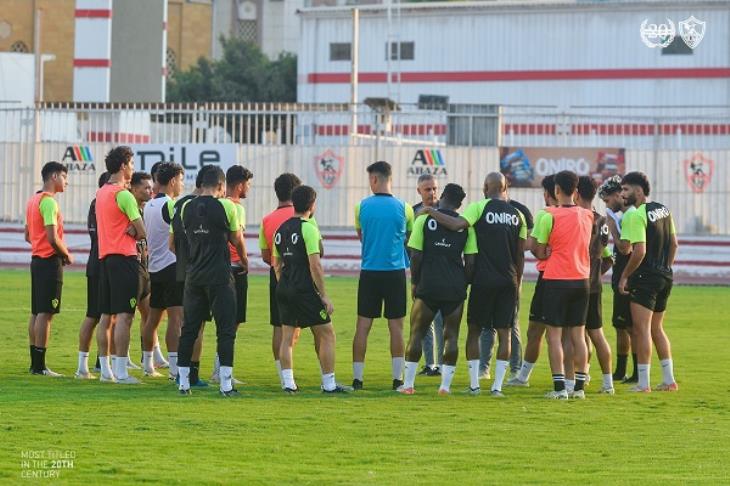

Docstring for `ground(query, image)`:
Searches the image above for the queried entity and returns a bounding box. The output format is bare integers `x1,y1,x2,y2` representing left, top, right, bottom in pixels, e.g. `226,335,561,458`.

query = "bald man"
423,173,526,396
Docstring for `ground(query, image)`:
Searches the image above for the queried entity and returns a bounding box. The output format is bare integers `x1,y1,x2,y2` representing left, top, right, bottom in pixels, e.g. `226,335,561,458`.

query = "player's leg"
126,290,149,371
629,302,654,392
510,274,546,387
491,327,511,395
491,286,516,396
466,323,483,394
279,324,299,392
312,321,346,393
165,305,183,379
110,256,142,383
113,312,135,383
545,325,567,397
466,286,489,394
30,256,63,376
31,313,54,375
509,298,523,378
439,303,464,394
176,284,207,394
651,278,677,391
384,270,407,389
420,321,435,374
562,331,574,393
401,298,435,393
433,311,444,373
209,282,238,396
569,325,589,398
588,328,614,393
28,315,36,372
479,327,495,379
96,314,114,381
142,304,164,372
189,323,206,386
352,270,379,389
76,316,99,378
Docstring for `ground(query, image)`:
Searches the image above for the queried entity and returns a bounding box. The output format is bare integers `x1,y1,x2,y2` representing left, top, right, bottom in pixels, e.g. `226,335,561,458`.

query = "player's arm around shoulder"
424,201,471,231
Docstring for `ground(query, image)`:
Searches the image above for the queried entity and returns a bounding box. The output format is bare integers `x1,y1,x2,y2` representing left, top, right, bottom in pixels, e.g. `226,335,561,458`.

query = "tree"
166,37,297,103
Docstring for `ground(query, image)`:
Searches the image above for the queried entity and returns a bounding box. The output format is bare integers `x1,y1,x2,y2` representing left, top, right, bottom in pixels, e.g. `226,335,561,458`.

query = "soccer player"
424,173,526,396
575,175,615,394
259,173,304,387
95,146,147,384
274,185,347,394
25,161,71,376
411,174,444,377
400,183,476,395
176,165,245,397
507,175,557,387
209,165,252,384
479,189,533,381
617,172,678,392
600,175,638,382
533,170,593,399
142,162,185,379
75,172,110,379
352,161,414,390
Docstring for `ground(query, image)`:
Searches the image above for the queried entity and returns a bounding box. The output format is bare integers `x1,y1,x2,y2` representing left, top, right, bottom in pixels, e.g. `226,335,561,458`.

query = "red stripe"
504,123,730,136
75,9,112,18
73,59,111,68
307,68,730,84
86,131,150,143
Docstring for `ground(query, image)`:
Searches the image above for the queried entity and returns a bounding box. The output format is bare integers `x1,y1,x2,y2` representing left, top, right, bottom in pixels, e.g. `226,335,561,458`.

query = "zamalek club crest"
314,149,344,189
683,152,714,194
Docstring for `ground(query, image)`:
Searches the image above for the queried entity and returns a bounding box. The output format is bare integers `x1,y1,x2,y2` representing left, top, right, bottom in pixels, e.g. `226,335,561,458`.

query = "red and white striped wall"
72,0,112,102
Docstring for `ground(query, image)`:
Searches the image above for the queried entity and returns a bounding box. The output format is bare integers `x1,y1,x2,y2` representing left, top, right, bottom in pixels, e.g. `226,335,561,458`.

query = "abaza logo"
407,149,447,177
684,152,714,193
314,149,344,189
62,145,96,172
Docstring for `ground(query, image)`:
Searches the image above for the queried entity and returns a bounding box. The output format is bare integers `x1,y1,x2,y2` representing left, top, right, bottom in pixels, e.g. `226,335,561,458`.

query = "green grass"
0,269,728,484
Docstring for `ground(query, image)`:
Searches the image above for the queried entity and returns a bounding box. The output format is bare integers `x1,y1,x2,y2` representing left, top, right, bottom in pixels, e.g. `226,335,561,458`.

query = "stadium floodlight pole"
350,7,359,142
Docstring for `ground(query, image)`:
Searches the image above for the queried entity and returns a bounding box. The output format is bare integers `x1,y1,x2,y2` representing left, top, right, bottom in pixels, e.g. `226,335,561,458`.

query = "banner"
129,144,238,185
499,147,625,188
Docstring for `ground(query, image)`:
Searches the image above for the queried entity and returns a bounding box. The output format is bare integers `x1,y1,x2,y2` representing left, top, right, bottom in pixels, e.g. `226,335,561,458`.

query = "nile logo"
408,149,447,177
62,145,96,172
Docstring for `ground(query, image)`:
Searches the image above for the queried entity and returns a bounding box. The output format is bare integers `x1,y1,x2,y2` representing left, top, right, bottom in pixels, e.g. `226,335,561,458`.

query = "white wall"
0,53,34,106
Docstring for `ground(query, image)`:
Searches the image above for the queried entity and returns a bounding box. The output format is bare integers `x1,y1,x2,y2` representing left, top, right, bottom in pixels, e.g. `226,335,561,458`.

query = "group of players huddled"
25,146,679,398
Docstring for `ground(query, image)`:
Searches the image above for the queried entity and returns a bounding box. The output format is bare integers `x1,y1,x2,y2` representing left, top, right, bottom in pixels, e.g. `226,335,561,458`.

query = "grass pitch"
0,269,728,484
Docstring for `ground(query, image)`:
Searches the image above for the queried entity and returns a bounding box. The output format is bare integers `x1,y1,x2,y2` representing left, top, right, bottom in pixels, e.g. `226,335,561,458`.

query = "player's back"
543,205,593,281
274,217,318,293
356,194,412,271
182,196,235,285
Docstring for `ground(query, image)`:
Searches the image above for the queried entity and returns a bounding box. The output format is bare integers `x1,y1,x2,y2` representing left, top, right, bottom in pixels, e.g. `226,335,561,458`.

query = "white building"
297,0,730,107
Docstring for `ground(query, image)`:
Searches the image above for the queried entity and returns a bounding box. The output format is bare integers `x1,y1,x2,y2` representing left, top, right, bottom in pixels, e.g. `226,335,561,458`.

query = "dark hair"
156,162,184,186
274,173,302,202
150,161,163,182
226,165,253,187
577,175,598,202
554,171,578,197
598,175,622,198
105,146,134,174
622,171,651,196
292,185,317,213
541,174,556,200
131,171,152,187
367,161,392,178
41,161,67,181
440,183,466,207
195,166,211,188
97,171,111,188
199,165,225,189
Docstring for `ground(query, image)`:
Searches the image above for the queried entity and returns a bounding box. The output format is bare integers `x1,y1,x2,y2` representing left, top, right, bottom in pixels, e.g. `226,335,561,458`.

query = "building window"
237,20,257,43
662,37,693,55
166,48,177,75
329,42,351,61
10,40,29,53
386,41,414,61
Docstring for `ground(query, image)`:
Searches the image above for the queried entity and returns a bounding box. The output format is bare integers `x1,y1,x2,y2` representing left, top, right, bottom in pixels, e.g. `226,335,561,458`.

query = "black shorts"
529,272,546,324
183,280,236,334
467,285,517,329
586,292,603,330
86,275,100,319
629,271,673,313
357,270,407,319
541,280,590,327
138,266,151,303
99,255,139,315
30,256,63,315
150,264,183,309
418,297,463,318
276,286,331,329
611,290,633,329
232,267,248,324
269,267,281,326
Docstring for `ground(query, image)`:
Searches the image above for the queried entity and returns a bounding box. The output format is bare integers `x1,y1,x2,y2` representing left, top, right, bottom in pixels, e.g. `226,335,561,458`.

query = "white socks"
113,356,128,380
638,364,651,389
152,343,166,365
468,360,480,390
321,372,336,392
660,359,675,384
99,356,113,378
517,361,535,382
440,364,456,392
275,360,284,389
403,361,418,389
219,365,233,392
213,353,221,376
77,351,89,374
492,360,509,392
142,351,154,373
602,373,614,389
566,379,576,394
282,369,296,390
353,362,364,381
168,352,178,377
392,357,405,381
178,366,190,390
